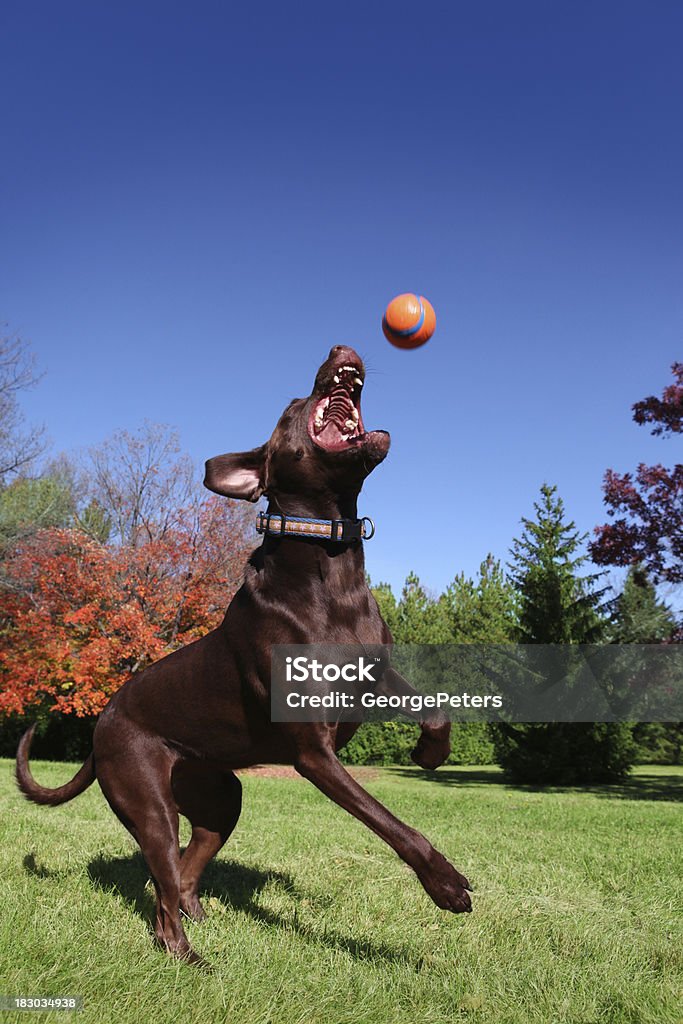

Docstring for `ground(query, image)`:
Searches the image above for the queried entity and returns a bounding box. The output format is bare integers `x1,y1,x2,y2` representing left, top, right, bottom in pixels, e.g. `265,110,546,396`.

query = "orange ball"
382,293,436,349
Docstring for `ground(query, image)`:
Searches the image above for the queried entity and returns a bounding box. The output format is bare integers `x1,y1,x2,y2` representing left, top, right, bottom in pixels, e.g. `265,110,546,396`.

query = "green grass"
1,760,681,1024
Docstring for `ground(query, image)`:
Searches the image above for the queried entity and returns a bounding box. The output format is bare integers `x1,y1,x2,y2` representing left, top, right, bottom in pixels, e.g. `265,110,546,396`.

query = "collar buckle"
360,516,376,540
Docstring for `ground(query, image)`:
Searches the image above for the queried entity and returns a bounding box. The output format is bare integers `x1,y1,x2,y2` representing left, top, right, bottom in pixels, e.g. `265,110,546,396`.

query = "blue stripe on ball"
387,296,425,337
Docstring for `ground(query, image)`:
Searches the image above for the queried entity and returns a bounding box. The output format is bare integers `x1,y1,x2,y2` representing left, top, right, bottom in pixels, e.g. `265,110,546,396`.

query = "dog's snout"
328,344,361,364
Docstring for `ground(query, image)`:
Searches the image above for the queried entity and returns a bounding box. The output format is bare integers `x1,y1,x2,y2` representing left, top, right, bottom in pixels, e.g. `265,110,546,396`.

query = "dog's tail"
16,724,96,806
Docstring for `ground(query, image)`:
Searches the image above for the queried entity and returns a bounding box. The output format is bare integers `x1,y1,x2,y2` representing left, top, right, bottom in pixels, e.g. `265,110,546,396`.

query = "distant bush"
2,713,496,767
339,722,418,766
0,710,96,760
11,713,678,773
631,723,682,765
446,723,497,764
493,723,637,785
339,721,495,767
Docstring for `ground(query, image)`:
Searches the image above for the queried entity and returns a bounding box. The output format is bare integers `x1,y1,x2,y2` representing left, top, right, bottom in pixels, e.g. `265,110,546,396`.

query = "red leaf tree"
590,363,683,584
0,496,253,717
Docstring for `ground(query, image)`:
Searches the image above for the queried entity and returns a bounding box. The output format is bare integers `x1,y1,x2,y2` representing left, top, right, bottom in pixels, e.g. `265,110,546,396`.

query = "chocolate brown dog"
16,345,472,964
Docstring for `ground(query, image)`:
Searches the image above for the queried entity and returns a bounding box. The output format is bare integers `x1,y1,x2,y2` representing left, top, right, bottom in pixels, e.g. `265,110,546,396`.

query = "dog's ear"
203,445,267,502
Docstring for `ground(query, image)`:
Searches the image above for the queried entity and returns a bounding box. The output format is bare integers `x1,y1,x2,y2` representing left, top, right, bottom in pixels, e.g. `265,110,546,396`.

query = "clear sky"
2,1,681,599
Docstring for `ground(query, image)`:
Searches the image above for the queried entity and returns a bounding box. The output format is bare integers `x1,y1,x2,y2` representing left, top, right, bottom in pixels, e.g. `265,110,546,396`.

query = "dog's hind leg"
171,762,242,922
96,746,201,964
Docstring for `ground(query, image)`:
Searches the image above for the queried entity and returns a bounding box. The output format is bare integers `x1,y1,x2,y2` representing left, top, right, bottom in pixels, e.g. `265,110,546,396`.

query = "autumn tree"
0,495,253,719
0,418,255,725
590,363,683,585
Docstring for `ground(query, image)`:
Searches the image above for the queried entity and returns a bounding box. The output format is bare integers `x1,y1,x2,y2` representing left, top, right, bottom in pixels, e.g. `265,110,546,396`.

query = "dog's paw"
418,851,473,914
177,945,212,970
411,735,450,770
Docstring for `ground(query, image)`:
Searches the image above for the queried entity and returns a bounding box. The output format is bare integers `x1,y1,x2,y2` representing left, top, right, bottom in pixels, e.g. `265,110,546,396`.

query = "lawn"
0,759,681,1024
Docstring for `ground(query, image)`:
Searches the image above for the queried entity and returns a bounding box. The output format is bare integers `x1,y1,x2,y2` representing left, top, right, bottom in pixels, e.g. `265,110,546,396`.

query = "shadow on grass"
82,850,421,967
88,851,156,922
386,766,683,802
23,852,64,879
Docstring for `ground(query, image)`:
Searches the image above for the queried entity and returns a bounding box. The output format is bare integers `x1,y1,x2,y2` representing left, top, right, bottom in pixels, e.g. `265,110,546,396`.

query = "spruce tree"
609,565,676,643
497,484,635,785
508,484,606,644
610,566,680,765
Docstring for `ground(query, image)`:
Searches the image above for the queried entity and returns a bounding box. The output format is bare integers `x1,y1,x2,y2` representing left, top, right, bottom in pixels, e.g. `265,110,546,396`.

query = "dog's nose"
329,345,360,362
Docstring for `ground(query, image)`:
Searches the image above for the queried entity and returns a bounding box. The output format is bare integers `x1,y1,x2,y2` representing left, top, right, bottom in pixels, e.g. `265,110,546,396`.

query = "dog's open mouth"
308,363,366,452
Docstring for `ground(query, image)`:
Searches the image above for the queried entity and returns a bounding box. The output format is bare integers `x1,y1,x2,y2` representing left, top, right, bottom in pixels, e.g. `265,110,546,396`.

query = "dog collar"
256,511,375,543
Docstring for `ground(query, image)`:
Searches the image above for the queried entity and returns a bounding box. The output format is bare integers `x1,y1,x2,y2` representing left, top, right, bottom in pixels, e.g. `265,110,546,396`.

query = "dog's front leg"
378,667,452,770
294,741,471,913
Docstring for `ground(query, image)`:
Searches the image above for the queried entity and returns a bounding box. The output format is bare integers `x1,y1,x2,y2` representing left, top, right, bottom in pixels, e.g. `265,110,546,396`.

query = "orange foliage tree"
0,496,253,716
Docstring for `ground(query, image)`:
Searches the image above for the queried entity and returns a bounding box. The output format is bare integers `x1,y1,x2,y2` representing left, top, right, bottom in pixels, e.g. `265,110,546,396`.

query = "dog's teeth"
351,408,359,421
333,374,340,383
344,419,355,431
354,377,363,387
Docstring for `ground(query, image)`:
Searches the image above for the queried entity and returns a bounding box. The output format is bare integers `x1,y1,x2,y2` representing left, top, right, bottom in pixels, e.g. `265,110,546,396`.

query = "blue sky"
1,2,681,598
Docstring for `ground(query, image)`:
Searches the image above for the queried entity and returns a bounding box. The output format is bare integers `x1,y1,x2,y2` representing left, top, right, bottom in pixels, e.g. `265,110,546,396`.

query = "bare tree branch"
83,421,197,548
0,329,46,481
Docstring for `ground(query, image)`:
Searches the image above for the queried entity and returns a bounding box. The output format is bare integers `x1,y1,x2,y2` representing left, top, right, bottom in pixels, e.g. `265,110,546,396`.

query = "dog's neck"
251,492,367,585
263,491,359,522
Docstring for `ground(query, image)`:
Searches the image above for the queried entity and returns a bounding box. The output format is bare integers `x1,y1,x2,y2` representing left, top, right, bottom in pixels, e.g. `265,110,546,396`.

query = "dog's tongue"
317,421,346,449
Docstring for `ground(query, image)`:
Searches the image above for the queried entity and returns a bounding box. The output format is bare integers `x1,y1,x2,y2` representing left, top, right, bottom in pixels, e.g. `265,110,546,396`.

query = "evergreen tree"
76,499,112,544
631,722,682,765
0,473,76,545
370,580,398,637
442,554,518,642
393,571,450,644
363,575,498,768
508,484,606,643
496,484,635,785
610,566,679,766
609,565,676,643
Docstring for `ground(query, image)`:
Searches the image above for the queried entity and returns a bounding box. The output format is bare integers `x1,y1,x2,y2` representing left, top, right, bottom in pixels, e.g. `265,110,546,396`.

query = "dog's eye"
294,448,304,461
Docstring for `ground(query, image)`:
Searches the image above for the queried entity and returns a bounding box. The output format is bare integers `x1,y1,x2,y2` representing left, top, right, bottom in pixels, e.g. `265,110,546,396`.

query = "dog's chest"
316,566,385,643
